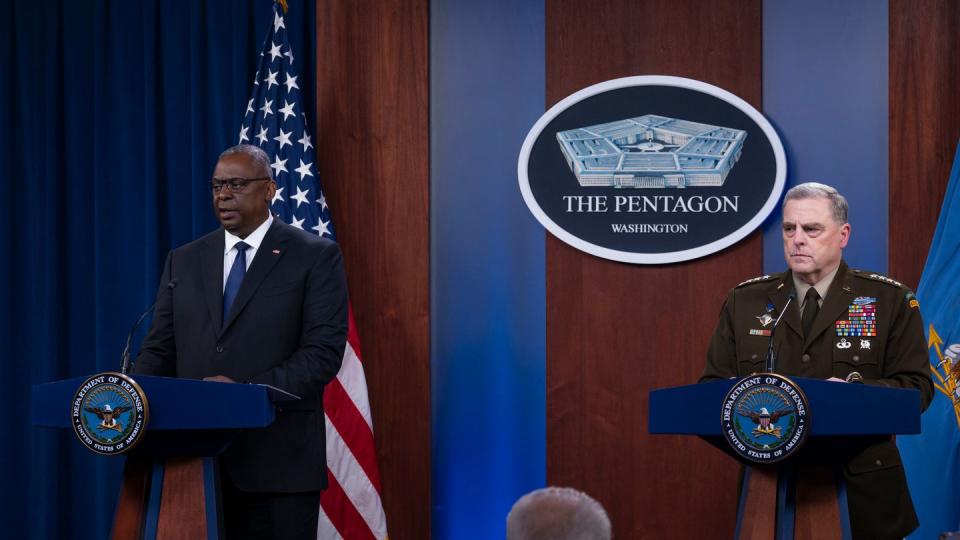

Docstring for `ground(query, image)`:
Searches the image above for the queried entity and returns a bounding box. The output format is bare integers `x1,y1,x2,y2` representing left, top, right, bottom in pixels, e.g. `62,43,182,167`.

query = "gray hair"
782,182,848,224
218,144,273,179
506,487,611,540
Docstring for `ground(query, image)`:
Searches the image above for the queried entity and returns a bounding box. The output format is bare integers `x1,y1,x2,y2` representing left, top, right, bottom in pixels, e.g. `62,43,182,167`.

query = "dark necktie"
801,287,820,337
223,241,250,324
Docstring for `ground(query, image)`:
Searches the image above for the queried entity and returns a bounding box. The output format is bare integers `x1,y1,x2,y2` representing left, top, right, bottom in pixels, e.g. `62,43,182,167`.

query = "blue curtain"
0,1,315,537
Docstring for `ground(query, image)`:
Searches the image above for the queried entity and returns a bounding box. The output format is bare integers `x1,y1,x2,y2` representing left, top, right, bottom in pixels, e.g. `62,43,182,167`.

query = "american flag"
239,2,388,538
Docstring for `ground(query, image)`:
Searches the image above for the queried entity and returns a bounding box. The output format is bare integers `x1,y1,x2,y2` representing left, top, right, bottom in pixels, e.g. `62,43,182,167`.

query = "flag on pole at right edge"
238,2,388,538
898,140,960,540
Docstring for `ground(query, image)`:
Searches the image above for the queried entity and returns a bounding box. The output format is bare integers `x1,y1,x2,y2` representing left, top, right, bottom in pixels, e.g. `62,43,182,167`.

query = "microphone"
120,280,177,374
765,292,795,373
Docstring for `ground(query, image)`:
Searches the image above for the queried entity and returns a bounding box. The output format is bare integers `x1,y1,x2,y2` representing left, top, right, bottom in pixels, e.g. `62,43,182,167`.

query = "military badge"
905,291,920,310
836,299,877,337
756,313,775,328
71,372,149,455
721,374,809,464
749,329,772,336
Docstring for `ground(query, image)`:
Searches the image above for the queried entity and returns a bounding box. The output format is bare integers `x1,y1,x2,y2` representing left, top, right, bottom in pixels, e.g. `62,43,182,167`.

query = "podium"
649,376,921,539
32,375,277,540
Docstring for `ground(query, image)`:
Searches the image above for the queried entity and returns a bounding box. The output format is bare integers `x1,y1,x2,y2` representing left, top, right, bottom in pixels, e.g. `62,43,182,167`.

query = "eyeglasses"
210,177,271,193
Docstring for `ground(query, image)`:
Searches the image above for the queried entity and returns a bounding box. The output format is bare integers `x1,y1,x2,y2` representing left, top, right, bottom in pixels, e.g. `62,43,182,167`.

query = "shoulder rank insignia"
854,270,905,288
737,274,777,288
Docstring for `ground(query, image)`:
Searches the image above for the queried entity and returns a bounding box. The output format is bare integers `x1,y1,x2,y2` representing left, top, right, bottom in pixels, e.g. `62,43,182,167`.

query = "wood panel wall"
304,2,960,538
315,1,431,538
889,0,960,287
544,1,763,537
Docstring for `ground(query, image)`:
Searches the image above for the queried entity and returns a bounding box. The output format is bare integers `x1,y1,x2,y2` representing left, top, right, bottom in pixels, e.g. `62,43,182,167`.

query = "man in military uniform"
701,182,933,539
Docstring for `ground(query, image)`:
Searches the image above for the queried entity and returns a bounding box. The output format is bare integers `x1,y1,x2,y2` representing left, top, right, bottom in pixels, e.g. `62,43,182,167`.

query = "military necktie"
223,241,250,324
801,287,820,338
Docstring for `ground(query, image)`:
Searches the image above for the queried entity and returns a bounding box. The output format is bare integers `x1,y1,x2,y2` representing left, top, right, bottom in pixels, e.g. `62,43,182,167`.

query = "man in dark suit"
134,144,348,539
701,182,932,539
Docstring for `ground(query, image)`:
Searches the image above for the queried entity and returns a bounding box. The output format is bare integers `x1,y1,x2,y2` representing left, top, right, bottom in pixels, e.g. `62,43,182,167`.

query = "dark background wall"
761,1,889,273
315,0,432,537
430,0,547,538
543,1,761,536
5,0,959,538
889,0,960,288
318,1,960,536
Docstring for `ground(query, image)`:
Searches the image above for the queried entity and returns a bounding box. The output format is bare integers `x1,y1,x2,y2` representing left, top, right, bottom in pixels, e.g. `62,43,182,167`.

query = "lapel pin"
272,249,281,255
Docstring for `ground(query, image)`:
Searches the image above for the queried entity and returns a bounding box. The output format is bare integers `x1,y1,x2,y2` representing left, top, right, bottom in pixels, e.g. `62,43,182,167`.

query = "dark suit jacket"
701,261,933,539
134,218,348,493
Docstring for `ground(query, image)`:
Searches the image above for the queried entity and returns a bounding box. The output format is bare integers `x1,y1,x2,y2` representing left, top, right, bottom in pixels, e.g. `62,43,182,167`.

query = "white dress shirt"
223,214,273,291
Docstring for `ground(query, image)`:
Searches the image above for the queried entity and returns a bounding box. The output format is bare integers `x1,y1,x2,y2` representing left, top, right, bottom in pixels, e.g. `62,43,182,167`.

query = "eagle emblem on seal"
84,403,133,433
738,405,792,438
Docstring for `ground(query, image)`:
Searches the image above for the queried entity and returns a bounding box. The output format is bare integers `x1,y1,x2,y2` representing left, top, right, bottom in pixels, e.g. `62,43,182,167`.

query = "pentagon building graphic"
556,114,747,188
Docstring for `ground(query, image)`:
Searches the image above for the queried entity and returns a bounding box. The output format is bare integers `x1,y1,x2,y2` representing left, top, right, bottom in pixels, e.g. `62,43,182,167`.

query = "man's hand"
826,376,847,383
203,375,236,383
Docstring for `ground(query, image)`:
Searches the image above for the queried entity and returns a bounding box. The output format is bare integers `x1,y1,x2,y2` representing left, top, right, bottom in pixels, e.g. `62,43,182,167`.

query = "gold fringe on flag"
277,0,288,13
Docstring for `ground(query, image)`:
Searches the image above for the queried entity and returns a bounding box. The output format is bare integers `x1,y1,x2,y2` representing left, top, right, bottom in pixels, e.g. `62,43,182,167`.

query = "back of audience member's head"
506,486,611,540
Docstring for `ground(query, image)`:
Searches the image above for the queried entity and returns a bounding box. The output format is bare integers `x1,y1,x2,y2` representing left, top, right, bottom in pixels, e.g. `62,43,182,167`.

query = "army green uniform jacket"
701,261,933,539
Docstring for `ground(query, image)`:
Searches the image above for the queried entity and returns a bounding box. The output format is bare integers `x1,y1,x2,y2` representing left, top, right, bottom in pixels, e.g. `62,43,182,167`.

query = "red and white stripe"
318,307,388,539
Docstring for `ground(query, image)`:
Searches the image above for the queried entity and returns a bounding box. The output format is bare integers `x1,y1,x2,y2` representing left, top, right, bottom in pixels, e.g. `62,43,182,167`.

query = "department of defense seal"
720,374,809,464
71,372,149,455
